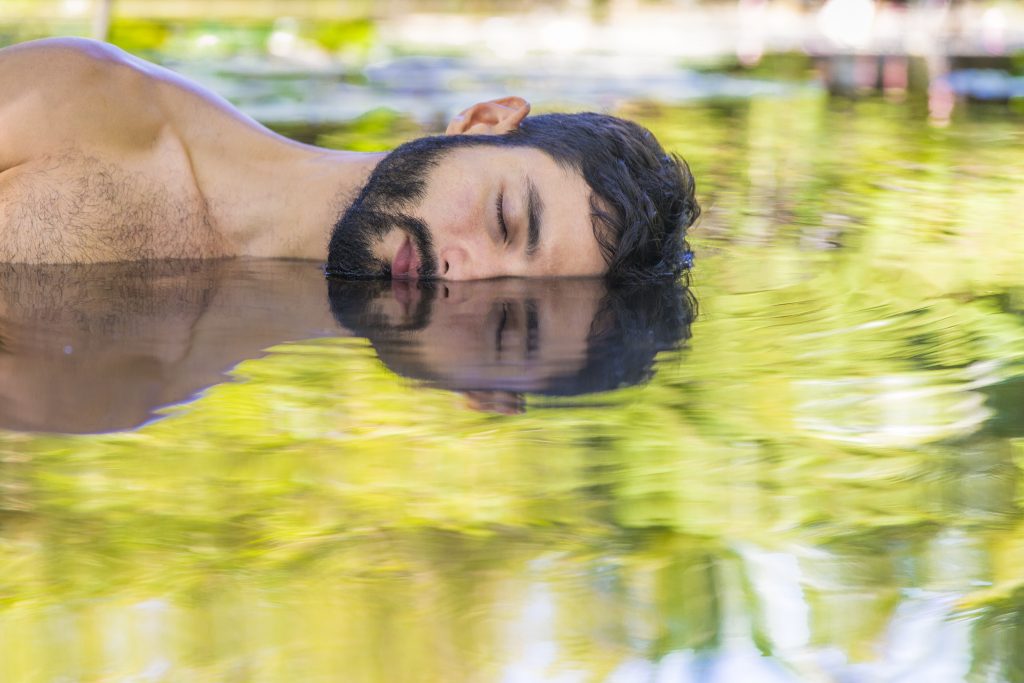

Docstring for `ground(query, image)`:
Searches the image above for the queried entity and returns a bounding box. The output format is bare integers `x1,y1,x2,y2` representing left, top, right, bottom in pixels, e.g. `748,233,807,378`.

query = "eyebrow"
526,177,543,259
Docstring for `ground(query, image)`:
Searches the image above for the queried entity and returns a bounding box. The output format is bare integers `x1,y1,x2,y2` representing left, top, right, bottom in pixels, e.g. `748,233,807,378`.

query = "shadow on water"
0,260,695,433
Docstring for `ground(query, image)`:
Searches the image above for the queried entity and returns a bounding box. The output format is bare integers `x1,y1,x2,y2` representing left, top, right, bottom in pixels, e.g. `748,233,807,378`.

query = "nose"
439,234,513,280
439,244,479,281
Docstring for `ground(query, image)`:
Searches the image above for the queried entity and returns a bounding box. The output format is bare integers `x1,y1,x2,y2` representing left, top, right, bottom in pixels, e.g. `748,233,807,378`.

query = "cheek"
419,170,486,239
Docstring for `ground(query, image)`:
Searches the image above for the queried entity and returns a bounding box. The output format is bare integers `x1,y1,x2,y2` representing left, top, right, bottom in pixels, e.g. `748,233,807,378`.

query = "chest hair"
0,148,228,264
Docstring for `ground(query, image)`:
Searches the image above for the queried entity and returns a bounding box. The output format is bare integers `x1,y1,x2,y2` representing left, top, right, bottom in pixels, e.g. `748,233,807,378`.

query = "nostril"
443,260,450,275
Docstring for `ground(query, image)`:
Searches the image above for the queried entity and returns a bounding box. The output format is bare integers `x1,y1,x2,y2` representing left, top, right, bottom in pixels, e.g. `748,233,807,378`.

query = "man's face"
327,134,608,281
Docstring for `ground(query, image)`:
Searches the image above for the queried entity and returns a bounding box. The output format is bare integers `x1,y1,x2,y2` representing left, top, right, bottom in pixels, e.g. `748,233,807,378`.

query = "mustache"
395,215,438,280
326,211,438,280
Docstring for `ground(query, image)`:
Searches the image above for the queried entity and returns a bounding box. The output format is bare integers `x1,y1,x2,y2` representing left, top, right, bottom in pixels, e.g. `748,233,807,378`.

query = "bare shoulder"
0,36,129,76
0,35,129,67
0,40,235,264
0,38,167,171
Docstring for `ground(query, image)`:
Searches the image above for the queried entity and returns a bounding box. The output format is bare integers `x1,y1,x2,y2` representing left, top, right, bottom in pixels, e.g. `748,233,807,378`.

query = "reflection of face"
327,135,606,282
364,279,606,392
329,275,697,400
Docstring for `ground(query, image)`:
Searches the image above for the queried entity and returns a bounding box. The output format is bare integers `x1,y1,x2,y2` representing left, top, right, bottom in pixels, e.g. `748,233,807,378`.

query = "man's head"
326,98,699,283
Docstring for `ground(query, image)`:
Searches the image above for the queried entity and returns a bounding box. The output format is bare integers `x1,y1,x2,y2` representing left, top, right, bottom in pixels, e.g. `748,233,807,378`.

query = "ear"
445,97,531,136
460,390,526,415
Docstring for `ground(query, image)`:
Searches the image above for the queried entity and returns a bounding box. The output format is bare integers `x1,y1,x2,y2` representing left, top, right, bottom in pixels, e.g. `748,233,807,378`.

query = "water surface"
1,96,1023,682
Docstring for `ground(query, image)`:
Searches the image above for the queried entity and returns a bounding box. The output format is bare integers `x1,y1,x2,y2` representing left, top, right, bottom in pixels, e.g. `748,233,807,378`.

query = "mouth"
391,235,421,280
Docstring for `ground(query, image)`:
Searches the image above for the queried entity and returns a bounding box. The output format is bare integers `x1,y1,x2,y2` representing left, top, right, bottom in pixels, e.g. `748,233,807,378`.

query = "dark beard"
326,209,436,280
325,134,483,280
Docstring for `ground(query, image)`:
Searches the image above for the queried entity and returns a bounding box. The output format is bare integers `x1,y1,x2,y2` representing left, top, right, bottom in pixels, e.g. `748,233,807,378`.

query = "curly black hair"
503,113,699,283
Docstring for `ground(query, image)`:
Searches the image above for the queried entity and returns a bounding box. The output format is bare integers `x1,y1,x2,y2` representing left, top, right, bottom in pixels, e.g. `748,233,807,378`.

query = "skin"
0,263,598,432
0,37,606,279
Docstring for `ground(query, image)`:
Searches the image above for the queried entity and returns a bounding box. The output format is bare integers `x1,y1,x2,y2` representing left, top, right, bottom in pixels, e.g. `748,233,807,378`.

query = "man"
0,37,698,281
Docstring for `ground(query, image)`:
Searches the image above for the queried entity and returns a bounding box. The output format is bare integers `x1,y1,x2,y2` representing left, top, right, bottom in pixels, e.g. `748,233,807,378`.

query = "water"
1,94,1023,681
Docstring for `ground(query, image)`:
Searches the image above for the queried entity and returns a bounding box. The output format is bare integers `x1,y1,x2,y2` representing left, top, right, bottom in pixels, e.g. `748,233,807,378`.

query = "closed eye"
496,191,509,244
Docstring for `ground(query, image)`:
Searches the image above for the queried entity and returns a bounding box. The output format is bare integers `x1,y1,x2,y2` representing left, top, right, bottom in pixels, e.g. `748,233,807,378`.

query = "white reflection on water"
599,545,976,683
738,544,811,651
794,374,992,448
609,647,797,683
502,580,588,683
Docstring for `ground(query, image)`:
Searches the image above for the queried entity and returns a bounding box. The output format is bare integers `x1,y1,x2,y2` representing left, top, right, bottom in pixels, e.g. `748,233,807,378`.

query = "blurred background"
2,2,1024,683
3,0,1023,132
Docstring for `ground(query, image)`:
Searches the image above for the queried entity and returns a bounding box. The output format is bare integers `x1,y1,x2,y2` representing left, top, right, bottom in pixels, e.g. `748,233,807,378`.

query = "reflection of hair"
545,280,697,395
507,113,700,284
327,278,697,397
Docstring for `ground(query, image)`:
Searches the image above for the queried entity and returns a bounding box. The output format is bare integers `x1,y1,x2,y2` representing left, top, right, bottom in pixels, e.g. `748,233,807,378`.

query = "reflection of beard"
328,278,439,335
326,134,485,280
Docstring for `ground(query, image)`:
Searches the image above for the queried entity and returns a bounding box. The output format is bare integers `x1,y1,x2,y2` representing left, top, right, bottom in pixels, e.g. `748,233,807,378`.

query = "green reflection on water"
2,96,1024,681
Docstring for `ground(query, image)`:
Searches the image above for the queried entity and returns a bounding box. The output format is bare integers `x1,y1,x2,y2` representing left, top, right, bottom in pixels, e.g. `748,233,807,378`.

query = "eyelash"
496,191,509,243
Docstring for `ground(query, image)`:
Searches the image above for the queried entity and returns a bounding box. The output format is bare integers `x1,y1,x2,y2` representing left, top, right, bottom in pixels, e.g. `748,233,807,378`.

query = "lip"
391,235,421,280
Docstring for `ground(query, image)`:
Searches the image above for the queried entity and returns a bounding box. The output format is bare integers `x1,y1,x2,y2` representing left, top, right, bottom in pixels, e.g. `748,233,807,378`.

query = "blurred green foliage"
1009,51,1024,76
314,108,424,151
0,39,1023,683
1,14,377,61
312,18,375,53
107,18,173,54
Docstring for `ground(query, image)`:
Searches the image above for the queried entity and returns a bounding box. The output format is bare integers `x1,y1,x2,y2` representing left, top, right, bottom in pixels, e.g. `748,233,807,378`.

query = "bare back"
0,38,229,263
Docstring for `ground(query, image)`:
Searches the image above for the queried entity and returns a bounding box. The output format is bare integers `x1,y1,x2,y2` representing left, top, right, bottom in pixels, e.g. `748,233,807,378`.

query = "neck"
191,129,385,260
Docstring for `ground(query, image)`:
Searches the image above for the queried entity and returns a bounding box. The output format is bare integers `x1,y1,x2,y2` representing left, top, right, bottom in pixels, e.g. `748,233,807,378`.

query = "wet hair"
499,113,700,283
327,278,697,397
326,112,699,283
